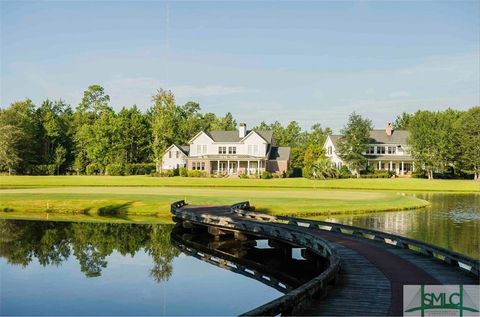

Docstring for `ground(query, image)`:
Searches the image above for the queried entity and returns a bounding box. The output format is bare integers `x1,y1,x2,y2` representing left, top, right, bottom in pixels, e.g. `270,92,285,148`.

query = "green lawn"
1,176,477,221
1,175,479,192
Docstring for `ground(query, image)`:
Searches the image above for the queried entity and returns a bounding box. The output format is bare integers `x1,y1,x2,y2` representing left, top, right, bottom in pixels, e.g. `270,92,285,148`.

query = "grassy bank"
1,176,479,192
0,182,432,221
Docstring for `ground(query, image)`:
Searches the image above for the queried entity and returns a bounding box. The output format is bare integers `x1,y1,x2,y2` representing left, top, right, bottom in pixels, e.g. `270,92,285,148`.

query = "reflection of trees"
145,225,180,282
0,220,179,281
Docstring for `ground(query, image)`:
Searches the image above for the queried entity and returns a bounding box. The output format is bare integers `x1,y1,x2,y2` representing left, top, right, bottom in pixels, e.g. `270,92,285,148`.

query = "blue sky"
1,1,479,132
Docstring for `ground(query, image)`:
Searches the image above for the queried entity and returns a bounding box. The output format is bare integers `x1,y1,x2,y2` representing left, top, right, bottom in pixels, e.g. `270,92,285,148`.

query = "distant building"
324,123,414,176
161,123,290,176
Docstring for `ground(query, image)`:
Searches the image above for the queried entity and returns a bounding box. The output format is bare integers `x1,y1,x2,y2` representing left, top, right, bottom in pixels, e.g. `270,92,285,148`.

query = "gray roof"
368,130,409,145
330,130,409,146
173,144,190,155
328,135,341,148
269,146,290,161
205,130,273,143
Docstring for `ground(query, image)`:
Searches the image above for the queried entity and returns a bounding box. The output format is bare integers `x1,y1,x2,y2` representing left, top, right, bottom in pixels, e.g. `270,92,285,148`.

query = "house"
324,122,414,176
161,123,290,176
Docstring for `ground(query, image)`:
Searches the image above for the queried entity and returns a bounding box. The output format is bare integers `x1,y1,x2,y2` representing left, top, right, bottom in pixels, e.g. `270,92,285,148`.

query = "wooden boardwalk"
171,201,480,316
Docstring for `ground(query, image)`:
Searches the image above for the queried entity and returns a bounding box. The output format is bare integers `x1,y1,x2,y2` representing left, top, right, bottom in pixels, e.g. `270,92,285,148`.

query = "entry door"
230,162,237,173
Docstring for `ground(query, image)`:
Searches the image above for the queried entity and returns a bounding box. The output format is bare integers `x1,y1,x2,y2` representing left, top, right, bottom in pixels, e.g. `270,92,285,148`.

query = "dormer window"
366,146,375,154
328,146,333,155
377,146,385,154
388,146,396,154
228,146,237,154
218,146,226,154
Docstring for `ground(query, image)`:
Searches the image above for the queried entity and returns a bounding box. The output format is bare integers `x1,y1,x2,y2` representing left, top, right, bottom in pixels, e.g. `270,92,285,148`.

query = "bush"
124,163,156,175
86,163,102,175
26,164,56,175
187,170,203,177
179,167,188,177
239,172,249,179
339,166,351,178
261,171,272,179
106,164,124,176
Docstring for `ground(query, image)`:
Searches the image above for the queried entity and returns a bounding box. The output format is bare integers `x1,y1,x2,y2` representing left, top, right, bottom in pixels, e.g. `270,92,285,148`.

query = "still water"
1,193,479,315
314,193,480,258
0,221,323,316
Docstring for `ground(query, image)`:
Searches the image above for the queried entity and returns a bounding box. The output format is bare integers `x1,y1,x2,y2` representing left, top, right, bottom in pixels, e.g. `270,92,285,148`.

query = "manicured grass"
0,185,429,221
1,176,479,192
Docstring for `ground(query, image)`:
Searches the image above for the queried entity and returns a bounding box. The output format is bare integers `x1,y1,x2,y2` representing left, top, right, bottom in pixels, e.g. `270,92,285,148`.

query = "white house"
324,123,414,176
161,123,290,176
161,144,189,170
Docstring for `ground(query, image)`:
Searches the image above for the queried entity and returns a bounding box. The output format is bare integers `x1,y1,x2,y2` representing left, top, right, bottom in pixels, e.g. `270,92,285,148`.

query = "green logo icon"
404,285,480,317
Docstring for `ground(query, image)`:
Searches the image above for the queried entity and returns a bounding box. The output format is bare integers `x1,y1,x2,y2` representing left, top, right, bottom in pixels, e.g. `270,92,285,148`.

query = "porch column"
401,161,404,174
238,160,240,174
412,161,415,172
227,160,230,174
389,161,392,171
217,160,220,173
257,160,260,174
247,161,250,175
378,161,381,170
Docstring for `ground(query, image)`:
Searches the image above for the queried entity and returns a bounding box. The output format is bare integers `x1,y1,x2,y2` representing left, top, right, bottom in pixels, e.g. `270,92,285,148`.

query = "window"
388,146,396,154
248,144,252,154
328,146,333,155
201,162,205,170
376,146,385,154
228,146,236,154
218,146,227,154
168,151,172,158
366,146,375,154
196,144,201,154
253,145,258,155
176,151,179,158
202,145,207,154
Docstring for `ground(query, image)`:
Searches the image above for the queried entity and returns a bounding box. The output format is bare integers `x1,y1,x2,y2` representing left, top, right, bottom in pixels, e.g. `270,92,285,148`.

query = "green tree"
337,112,373,177
393,112,412,130
150,89,183,170
211,112,236,131
455,106,480,180
118,106,151,163
408,110,459,179
54,145,67,175
0,125,25,175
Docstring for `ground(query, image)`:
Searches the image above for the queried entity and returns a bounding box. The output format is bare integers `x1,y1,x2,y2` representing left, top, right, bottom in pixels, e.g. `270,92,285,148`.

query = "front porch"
188,158,266,176
368,159,415,176
212,160,266,176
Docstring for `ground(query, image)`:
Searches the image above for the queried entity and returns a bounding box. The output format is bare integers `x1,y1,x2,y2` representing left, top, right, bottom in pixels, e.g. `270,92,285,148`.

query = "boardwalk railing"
171,200,342,316
231,208,480,277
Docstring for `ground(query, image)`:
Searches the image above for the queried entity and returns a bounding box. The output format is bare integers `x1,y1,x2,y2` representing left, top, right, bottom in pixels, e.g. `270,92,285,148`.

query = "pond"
0,221,323,316
311,193,480,259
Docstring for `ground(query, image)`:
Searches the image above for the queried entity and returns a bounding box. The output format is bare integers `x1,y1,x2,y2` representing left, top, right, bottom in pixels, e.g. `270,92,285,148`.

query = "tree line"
0,84,478,179
333,108,479,180
0,85,331,176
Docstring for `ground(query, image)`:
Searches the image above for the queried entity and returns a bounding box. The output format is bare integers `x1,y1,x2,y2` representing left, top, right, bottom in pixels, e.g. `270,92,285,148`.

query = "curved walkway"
171,201,479,316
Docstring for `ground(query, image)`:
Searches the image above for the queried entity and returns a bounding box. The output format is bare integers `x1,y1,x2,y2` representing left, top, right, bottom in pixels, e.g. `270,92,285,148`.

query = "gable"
189,131,214,144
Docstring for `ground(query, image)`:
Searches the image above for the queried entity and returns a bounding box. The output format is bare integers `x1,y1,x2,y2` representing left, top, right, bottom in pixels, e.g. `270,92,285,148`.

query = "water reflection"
0,220,179,280
171,223,326,292
312,193,480,259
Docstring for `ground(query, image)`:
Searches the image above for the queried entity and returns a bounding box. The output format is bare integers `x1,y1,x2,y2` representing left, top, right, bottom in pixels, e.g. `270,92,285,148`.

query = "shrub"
179,167,188,177
26,164,56,175
239,172,248,179
261,171,272,179
339,166,351,178
272,173,280,178
187,170,203,177
106,164,124,176
86,163,102,175
124,163,156,175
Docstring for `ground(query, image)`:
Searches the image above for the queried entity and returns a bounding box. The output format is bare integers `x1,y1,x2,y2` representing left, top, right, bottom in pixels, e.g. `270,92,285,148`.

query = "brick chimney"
239,123,246,138
385,122,393,136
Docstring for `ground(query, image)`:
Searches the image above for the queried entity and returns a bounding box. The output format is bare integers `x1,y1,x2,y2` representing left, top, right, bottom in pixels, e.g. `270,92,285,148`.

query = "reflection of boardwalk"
171,226,324,293
171,201,479,316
